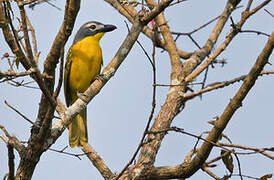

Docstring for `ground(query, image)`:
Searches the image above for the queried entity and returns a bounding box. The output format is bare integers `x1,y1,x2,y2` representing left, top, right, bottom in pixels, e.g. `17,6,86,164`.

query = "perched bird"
64,21,116,148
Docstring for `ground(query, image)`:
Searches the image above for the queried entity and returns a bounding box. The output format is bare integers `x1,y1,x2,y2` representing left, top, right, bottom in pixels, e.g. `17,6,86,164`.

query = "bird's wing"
64,47,73,107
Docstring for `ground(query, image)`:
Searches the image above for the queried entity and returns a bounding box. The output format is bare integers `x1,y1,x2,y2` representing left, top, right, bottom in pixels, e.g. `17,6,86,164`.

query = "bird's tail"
69,108,88,148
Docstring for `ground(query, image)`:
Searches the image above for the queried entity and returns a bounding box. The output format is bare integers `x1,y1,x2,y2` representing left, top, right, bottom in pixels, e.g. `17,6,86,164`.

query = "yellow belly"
69,36,102,97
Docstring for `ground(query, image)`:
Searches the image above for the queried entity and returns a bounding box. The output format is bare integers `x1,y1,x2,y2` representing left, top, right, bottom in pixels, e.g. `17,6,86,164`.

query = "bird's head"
73,21,117,44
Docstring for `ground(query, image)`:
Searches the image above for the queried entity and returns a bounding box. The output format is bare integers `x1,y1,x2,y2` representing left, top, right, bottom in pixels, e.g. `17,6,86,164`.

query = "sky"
0,0,273,179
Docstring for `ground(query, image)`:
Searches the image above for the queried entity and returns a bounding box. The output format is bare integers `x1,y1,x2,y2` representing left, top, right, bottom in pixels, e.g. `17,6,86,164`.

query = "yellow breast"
69,36,103,93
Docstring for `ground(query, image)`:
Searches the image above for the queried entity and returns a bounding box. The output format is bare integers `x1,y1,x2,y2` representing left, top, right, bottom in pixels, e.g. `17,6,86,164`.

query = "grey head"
73,21,117,44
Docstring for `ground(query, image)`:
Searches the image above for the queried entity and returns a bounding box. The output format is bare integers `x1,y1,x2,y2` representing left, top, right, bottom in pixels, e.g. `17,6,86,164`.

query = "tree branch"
49,0,174,148
185,0,271,83
185,31,273,178
184,70,274,100
82,144,114,179
104,0,192,59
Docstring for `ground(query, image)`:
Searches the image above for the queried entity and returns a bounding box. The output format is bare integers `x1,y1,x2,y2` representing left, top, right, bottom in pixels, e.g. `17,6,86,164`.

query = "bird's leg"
77,91,89,104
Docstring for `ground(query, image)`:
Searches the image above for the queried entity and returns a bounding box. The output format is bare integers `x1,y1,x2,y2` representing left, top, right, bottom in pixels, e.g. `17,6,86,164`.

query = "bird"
64,21,116,148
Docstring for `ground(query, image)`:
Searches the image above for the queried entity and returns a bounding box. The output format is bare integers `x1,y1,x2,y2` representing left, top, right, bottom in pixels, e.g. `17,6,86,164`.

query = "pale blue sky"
0,1,273,179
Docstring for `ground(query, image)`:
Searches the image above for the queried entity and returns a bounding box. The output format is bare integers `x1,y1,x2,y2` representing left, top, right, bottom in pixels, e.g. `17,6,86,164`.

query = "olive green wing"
64,47,73,107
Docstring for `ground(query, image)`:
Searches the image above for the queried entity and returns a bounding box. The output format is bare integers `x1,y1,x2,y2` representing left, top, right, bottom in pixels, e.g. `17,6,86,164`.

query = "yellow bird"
64,21,116,148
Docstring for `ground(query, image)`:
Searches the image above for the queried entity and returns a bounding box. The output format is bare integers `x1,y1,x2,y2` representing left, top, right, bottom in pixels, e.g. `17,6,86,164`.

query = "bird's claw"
77,92,89,103
94,74,107,82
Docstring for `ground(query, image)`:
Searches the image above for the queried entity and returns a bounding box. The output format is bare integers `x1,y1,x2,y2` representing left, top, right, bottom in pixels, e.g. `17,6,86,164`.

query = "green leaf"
221,150,234,174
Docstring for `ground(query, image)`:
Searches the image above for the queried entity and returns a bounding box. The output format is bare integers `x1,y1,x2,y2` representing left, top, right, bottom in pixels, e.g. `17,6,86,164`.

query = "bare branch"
49,0,174,150
48,146,85,160
17,1,34,62
219,143,274,160
104,0,192,59
82,144,114,179
4,100,35,125
0,68,36,79
264,9,274,17
25,15,38,63
186,31,274,178
53,46,64,99
201,165,220,180
117,21,158,179
184,71,274,100
0,125,25,155
7,144,15,180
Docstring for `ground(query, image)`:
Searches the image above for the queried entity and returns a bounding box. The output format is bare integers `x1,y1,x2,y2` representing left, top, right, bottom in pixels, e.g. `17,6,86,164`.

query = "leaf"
221,150,234,174
259,174,273,180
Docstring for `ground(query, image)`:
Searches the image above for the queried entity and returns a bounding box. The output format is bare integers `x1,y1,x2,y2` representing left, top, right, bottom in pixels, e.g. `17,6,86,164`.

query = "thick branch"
13,1,80,179
48,13,143,151
82,144,114,179
128,1,237,179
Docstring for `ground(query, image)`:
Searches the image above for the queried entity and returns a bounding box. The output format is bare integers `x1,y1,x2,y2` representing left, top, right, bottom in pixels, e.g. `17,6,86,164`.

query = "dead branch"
7,143,15,180
82,144,114,179
219,143,274,160
4,100,34,125
186,31,273,178
264,9,274,17
185,1,272,84
184,70,274,100
0,68,36,79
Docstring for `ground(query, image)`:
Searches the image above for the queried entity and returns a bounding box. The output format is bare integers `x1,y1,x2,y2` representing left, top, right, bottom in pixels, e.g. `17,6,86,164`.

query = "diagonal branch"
82,144,114,179
104,0,192,59
185,31,273,178
130,1,238,179
185,0,272,84
49,0,174,151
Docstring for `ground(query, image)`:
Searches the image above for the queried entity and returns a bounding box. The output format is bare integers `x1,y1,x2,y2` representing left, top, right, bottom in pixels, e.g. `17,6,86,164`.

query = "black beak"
102,24,117,33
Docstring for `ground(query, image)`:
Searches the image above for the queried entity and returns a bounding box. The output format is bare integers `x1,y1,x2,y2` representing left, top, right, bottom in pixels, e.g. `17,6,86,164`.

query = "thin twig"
6,79,39,89
4,100,34,125
0,125,11,138
233,152,243,180
219,143,274,160
49,146,85,160
245,0,253,12
26,15,38,63
184,70,274,100
201,165,220,179
240,29,270,37
264,9,274,17
53,46,64,99
17,2,34,62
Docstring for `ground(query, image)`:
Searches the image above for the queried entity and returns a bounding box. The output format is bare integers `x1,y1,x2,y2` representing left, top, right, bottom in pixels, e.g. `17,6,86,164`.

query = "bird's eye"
89,25,96,30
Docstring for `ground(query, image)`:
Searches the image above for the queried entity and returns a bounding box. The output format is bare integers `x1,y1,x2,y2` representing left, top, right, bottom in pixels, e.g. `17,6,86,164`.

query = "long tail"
69,108,88,148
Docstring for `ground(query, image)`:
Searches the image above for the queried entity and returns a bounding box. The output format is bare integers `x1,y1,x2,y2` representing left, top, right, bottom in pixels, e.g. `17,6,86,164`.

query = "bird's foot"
77,92,89,103
94,74,108,83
